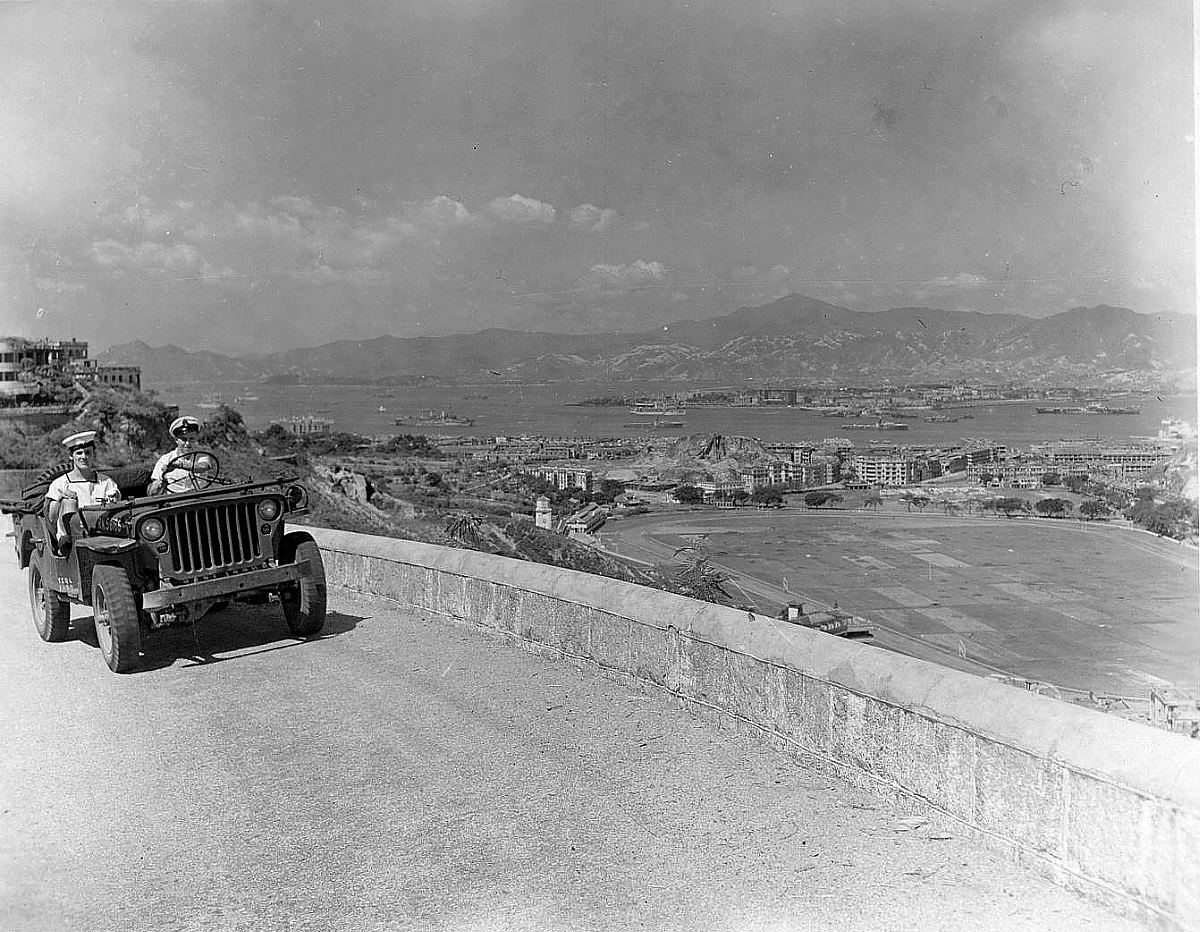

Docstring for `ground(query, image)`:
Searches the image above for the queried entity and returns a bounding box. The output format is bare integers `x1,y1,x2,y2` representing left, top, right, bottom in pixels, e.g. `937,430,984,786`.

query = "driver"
46,431,120,547
149,415,204,495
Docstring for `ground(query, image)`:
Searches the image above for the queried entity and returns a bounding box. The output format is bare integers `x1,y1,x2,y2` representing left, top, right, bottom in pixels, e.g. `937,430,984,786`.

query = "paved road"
0,553,1149,932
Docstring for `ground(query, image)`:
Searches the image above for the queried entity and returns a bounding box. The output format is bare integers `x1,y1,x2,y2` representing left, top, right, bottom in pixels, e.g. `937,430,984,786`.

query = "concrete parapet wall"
305,525,1200,930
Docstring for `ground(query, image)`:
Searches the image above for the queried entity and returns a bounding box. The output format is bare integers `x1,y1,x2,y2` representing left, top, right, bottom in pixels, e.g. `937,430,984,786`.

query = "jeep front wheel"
279,532,326,637
29,562,71,642
92,565,143,674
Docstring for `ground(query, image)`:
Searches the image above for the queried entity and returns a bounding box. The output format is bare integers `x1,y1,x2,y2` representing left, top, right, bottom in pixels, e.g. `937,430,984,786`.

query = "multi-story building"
525,465,595,492
73,360,142,390
849,452,938,487
1029,440,1175,481
0,336,90,400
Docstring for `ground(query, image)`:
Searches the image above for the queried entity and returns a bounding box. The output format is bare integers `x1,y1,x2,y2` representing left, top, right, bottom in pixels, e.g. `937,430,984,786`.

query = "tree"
730,489,750,506
1040,471,1061,487
751,486,784,506
941,500,961,516
978,472,996,487
671,544,732,604
673,485,705,505
1034,498,1071,519
1079,499,1110,520
804,491,843,509
862,491,883,511
909,495,931,513
993,497,1028,518
1062,475,1089,494
445,512,484,545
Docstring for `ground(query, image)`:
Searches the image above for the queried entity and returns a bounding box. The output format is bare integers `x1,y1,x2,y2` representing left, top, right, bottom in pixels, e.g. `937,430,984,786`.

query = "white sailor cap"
169,415,201,437
62,430,98,450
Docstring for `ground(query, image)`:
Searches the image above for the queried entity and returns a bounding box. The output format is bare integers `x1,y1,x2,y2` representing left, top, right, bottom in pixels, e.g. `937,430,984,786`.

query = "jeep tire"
92,565,143,673
29,562,71,643
280,532,326,637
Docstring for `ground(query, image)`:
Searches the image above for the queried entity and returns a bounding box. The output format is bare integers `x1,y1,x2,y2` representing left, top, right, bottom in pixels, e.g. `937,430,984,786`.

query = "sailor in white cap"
149,415,203,495
45,431,121,546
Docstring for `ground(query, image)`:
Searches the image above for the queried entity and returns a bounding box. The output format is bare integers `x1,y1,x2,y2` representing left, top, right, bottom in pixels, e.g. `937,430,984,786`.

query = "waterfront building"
271,414,334,436
1029,439,1175,481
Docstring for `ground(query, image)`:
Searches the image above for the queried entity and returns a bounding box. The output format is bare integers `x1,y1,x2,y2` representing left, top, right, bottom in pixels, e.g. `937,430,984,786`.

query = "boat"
196,392,222,409
621,420,685,429
925,415,959,422
1035,404,1141,415
378,405,387,413
629,402,687,417
393,410,475,427
1085,404,1141,415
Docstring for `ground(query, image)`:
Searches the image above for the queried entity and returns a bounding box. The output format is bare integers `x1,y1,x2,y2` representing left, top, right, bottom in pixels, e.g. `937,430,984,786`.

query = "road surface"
0,551,1149,931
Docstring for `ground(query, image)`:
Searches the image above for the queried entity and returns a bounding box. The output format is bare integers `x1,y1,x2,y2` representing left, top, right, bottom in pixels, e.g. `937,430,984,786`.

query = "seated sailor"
149,415,203,495
45,431,121,547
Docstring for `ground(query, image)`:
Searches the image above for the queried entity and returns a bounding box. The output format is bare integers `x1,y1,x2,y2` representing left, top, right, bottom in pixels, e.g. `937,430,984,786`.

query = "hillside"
96,295,1197,387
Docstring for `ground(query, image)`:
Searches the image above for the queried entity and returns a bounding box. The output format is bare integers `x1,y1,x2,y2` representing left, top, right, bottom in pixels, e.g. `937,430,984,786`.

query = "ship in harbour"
393,410,475,427
1035,404,1142,415
629,401,687,417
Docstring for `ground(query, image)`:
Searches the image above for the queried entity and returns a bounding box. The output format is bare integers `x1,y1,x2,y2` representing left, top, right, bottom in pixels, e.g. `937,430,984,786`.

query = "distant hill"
97,296,1197,387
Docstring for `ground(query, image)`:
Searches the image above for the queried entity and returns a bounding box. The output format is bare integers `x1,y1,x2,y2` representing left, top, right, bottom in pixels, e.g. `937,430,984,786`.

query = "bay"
160,380,1197,450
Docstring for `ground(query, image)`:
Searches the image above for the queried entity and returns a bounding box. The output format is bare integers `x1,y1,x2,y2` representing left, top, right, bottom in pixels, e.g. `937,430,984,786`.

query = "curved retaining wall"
306,526,1200,930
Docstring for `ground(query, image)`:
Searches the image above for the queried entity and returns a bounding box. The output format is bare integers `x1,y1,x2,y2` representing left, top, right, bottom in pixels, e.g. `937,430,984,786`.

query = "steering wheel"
161,450,221,491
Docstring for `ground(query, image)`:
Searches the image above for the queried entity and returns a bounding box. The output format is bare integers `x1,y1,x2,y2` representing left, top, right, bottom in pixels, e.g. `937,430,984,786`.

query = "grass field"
605,507,1200,697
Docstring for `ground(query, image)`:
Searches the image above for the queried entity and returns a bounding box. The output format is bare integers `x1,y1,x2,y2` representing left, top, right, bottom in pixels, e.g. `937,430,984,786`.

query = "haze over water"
166,381,1196,449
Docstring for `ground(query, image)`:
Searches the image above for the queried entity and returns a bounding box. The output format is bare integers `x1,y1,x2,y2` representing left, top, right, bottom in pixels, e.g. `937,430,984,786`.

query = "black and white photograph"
1,2,1196,930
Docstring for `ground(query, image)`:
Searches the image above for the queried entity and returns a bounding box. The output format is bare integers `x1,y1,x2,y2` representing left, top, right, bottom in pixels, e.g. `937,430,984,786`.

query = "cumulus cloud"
487,194,556,225
569,203,617,232
580,259,668,292
414,195,475,228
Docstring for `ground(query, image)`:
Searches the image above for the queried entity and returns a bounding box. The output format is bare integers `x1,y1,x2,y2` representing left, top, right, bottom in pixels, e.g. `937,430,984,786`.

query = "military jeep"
2,451,325,673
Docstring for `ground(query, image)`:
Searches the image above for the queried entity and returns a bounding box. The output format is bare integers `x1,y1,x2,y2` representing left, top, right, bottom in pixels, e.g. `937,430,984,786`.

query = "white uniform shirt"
151,449,196,494
46,472,120,508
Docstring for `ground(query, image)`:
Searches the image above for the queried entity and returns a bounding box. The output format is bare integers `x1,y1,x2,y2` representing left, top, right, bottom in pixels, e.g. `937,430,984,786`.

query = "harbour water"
162,380,1197,449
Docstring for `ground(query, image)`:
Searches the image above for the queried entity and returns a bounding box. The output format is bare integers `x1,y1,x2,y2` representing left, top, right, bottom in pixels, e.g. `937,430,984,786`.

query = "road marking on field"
911,551,968,568
916,606,993,633
873,586,935,608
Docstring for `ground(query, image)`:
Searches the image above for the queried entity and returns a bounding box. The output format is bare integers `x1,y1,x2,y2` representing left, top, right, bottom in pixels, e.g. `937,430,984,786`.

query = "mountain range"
97,295,1197,388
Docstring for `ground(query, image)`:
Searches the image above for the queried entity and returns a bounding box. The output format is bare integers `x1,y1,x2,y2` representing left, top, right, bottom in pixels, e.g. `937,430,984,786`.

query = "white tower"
535,495,552,530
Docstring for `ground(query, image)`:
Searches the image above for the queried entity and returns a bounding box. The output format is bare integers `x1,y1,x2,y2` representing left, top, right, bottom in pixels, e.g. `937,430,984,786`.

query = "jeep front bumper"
140,560,314,611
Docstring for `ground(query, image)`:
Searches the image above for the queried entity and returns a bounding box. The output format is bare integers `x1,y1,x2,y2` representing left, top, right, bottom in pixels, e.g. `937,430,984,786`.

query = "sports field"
603,508,1200,697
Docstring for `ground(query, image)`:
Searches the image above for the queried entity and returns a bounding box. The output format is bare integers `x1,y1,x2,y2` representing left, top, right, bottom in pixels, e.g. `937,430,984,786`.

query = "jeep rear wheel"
280,533,326,637
92,565,143,674
29,562,71,643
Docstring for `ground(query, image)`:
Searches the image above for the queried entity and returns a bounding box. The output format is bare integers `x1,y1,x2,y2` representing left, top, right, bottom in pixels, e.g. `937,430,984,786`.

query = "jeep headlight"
257,498,281,521
285,485,307,510
139,517,165,542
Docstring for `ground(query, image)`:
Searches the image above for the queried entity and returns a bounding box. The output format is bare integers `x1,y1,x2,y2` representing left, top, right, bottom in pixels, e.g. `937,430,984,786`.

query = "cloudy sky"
0,0,1192,354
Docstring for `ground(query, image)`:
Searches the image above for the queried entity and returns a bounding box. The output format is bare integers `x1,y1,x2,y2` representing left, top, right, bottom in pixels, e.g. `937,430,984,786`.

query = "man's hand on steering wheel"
161,450,222,491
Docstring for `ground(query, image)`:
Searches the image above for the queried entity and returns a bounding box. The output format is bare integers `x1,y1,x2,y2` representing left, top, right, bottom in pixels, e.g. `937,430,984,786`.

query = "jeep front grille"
166,501,262,575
